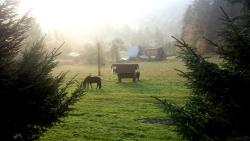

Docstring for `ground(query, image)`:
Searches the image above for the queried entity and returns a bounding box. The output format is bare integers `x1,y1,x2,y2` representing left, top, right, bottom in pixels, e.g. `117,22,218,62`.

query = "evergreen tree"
0,0,31,78
160,4,250,141
182,0,241,54
0,1,85,140
227,0,250,10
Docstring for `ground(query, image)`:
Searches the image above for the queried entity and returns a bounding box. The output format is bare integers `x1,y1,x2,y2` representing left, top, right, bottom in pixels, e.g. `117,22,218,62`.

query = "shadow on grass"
69,113,88,117
136,117,174,125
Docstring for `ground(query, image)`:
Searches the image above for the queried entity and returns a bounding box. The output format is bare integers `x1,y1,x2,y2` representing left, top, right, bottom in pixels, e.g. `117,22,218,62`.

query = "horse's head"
81,78,88,89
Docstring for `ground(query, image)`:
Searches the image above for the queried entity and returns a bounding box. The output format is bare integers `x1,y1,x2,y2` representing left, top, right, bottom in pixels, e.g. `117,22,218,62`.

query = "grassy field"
39,59,189,141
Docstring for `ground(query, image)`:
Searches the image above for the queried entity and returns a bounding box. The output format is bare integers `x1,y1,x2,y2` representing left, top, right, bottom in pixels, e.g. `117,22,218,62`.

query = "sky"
19,0,192,31
18,0,193,49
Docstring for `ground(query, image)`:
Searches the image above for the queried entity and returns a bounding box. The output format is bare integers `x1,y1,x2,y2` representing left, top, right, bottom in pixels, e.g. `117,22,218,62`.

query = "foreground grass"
39,60,188,141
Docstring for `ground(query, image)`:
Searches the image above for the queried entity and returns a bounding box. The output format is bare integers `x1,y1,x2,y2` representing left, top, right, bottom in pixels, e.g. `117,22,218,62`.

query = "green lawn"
39,59,188,141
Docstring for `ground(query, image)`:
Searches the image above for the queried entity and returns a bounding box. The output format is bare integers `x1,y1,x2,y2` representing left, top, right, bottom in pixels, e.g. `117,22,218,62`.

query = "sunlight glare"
19,0,172,30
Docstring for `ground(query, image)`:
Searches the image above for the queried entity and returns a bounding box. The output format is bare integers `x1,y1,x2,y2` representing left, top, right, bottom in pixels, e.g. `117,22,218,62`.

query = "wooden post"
97,42,101,76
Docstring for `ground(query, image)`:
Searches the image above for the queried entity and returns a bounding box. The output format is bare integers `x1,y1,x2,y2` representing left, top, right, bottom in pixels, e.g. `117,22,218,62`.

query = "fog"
19,0,193,59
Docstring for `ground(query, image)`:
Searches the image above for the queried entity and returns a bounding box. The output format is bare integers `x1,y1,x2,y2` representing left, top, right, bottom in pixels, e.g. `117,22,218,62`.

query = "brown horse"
83,75,101,89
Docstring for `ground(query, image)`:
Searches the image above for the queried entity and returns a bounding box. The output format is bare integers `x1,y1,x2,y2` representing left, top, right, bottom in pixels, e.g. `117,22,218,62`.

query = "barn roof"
122,46,166,60
122,46,139,60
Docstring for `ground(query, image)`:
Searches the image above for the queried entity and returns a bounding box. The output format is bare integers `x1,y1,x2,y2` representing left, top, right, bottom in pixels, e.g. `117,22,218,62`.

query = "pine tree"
160,5,250,141
0,0,31,78
6,38,85,141
181,0,241,54
0,1,85,140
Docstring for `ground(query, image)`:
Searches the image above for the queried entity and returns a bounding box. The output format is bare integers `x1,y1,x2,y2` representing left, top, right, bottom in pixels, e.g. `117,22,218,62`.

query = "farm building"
122,46,166,61
121,46,139,60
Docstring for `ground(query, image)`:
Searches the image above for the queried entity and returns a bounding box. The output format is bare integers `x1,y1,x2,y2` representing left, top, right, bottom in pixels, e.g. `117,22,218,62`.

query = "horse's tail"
96,77,101,89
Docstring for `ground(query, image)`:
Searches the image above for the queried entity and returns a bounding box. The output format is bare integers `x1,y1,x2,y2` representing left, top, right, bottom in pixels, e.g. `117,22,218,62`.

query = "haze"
19,0,193,48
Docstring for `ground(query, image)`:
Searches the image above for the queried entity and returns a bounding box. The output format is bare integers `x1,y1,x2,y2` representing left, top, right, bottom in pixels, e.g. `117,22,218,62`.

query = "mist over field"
19,0,193,53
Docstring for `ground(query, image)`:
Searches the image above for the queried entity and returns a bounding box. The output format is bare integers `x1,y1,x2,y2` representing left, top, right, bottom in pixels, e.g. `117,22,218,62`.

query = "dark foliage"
0,1,85,140
182,0,241,54
226,0,250,10
0,0,31,78
159,5,250,141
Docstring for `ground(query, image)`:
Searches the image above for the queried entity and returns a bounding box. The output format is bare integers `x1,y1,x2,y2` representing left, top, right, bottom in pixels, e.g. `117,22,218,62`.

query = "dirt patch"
137,117,174,125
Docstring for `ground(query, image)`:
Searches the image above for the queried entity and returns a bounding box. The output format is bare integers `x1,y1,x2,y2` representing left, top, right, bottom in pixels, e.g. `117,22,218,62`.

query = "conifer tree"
160,4,250,141
182,0,241,54
0,0,31,78
0,1,85,140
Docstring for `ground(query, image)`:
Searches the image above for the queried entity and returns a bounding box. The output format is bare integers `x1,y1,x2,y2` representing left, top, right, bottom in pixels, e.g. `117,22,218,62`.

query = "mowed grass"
39,59,189,141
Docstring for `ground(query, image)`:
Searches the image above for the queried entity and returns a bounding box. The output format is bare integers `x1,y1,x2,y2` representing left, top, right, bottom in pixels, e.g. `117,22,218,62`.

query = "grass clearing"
39,59,188,141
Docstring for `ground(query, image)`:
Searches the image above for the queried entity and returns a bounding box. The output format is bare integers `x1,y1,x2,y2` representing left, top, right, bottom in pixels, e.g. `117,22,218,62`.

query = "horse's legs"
133,76,136,83
118,76,122,83
136,72,140,81
96,81,101,89
96,83,98,89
